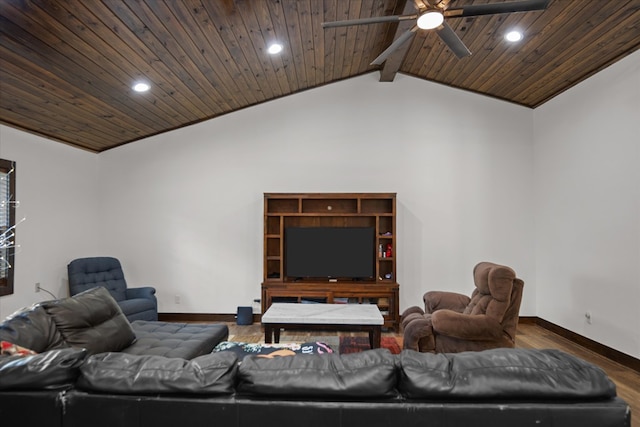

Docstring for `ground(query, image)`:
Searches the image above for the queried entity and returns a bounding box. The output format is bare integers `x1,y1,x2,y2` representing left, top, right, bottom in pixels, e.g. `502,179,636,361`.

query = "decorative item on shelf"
385,243,392,258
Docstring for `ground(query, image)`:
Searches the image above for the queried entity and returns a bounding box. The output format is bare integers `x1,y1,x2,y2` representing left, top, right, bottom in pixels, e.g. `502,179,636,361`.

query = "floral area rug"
339,336,402,354
213,341,334,359
213,335,402,358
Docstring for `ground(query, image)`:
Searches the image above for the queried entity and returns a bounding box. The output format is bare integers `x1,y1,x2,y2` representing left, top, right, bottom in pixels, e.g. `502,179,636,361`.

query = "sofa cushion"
41,287,135,355
0,348,87,390
124,321,228,359
0,304,67,353
77,351,238,394
237,348,398,398
398,348,617,400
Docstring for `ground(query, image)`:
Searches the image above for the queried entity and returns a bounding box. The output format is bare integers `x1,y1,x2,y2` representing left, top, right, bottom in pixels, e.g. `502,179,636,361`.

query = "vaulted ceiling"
1,0,639,152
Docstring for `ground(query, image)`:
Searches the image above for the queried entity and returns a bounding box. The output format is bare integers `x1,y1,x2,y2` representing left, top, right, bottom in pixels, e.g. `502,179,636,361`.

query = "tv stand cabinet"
262,193,399,330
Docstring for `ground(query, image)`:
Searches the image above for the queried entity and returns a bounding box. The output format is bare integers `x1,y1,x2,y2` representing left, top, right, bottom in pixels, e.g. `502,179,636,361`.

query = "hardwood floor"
516,322,639,427
227,321,638,427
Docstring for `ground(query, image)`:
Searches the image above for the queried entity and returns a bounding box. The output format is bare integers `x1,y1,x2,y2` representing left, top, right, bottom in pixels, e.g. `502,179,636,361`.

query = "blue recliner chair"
67,256,158,322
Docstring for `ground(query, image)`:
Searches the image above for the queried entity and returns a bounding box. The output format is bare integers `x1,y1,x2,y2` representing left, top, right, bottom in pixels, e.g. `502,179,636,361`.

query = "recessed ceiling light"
505,31,523,42
132,82,150,92
267,43,283,55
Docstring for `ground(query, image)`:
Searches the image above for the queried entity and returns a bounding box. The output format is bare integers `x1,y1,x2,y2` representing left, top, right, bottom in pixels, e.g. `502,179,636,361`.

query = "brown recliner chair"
401,262,524,353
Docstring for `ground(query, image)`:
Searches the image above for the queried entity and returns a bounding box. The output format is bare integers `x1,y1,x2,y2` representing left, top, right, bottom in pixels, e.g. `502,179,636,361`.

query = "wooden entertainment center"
261,192,399,330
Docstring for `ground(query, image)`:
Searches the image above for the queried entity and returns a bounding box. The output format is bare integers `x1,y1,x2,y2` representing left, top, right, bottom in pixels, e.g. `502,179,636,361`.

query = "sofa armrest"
0,348,87,390
400,306,425,331
424,291,470,314
403,316,435,352
431,310,503,340
125,286,156,300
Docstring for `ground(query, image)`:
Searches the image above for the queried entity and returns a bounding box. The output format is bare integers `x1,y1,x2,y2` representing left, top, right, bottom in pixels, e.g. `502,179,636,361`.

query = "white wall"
0,126,100,318
533,51,640,358
97,73,535,316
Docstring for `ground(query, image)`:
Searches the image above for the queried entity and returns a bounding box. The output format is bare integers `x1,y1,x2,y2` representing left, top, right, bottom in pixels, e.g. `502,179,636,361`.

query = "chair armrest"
401,306,425,318
402,316,434,351
431,310,503,340
424,291,470,314
400,306,426,332
125,286,157,301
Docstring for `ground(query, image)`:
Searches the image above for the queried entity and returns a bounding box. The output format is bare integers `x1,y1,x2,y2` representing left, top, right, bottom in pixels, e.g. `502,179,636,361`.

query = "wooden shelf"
262,192,399,330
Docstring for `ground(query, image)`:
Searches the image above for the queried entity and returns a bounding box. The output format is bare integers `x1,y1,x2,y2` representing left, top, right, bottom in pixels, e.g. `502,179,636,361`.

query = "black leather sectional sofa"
0,287,631,427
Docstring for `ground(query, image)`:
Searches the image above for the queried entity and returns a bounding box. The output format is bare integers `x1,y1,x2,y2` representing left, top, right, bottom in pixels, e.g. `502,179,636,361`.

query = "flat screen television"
285,227,375,280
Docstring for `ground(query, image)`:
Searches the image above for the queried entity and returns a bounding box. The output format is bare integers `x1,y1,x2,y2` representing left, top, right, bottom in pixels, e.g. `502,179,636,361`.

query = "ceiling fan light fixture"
416,11,444,30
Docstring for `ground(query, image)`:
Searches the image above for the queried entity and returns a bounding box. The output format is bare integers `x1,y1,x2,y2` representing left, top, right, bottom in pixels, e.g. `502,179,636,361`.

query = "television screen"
285,227,375,280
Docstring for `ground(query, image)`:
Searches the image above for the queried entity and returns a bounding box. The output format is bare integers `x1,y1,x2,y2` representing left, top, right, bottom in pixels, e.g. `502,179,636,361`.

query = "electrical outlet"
35,282,41,293
174,294,181,304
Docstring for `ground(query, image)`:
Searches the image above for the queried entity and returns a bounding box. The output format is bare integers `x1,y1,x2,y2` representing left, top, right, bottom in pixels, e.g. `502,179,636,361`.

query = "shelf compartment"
378,216,393,235
302,198,357,214
267,198,299,213
283,216,375,228
266,237,280,257
266,216,281,235
361,198,394,214
378,260,394,281
266,259,281,280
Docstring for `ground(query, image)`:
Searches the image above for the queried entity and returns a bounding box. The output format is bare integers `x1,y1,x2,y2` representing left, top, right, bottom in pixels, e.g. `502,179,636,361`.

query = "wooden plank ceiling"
1,0,639,153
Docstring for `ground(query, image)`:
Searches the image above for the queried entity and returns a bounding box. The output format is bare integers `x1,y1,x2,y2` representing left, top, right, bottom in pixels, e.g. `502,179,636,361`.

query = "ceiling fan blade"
322,14,416,29
370,26,418,65
436,22,471,59
444,0,550,18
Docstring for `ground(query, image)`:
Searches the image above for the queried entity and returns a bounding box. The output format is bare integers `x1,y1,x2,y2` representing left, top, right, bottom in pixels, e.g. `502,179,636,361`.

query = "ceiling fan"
322,0,550,65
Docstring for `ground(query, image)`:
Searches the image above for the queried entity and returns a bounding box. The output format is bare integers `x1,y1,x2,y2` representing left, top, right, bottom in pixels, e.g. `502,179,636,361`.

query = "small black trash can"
236,306,253,325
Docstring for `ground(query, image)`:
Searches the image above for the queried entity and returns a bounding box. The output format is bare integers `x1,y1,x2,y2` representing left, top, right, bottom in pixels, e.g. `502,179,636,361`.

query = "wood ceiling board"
0,0,638,152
